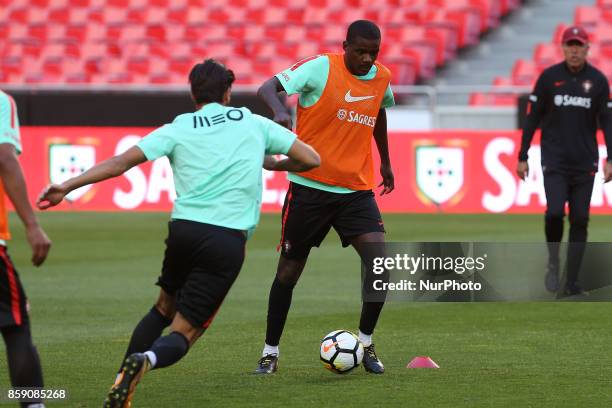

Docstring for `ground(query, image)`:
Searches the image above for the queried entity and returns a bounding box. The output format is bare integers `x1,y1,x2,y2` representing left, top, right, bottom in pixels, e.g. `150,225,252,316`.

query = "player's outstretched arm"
0,143,51,266
266,140,320,172
37,146,147,210
257,77,293,129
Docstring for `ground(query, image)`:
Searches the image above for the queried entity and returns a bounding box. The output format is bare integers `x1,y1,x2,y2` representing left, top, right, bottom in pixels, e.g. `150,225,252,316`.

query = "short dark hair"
189,59,235,104
346,20,381,43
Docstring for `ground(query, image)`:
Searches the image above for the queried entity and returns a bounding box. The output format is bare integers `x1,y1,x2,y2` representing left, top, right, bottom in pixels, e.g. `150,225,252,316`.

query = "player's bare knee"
170,313,202,345
155,292,177,320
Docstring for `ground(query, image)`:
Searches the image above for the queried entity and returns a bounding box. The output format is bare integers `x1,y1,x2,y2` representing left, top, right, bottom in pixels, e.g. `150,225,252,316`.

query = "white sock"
358,331,372,347
262,343,279,357
26,404,45,408
144,351,157,368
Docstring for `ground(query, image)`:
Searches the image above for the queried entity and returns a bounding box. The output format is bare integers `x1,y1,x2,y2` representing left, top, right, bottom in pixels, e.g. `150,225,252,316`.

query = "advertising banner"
18,127,612,213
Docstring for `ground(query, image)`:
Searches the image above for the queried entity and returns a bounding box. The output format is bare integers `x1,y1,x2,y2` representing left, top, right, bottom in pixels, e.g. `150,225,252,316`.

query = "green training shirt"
0,91,21,154
137,103,296,234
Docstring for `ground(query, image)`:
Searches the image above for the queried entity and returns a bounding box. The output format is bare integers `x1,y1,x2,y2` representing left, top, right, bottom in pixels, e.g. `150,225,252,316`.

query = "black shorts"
156,220,246,329
543,169,595,219
0,246,28,328
279,182,385,260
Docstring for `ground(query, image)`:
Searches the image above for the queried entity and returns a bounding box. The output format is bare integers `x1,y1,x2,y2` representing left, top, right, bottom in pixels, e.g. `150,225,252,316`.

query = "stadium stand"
0,0,522,85
471,0,611,106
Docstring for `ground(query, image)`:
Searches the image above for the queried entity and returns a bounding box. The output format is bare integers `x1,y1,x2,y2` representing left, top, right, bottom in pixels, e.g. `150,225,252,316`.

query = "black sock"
2,324,44,407
149,332,189,369
359,302,384,336
265,277,296,346
119,306,172,373
545,215,563,266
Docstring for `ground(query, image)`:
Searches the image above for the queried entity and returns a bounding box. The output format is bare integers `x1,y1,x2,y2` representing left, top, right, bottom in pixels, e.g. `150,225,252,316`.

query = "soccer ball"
320,330,364,374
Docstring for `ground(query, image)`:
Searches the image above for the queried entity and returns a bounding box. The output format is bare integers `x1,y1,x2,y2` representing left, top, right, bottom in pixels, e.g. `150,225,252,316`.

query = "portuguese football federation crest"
49,144,96,202
415,145,464,206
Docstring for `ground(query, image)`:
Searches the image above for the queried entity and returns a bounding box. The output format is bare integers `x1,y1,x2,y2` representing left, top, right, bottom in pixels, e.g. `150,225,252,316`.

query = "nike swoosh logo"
322,342,338,353
345,90,375,103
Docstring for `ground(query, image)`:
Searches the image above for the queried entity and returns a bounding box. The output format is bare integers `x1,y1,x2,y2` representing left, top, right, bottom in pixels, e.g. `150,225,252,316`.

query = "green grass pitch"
1,212,612,407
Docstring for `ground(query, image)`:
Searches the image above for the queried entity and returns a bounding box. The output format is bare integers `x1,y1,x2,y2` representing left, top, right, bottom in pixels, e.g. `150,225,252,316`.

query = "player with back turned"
37,59,319,407
517,26,612,295
254,20,395,375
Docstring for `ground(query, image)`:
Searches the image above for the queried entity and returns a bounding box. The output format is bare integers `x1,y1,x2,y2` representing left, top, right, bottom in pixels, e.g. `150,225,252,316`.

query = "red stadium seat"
185,7,208,25
119,26,146,42
68,0,91,6
104,7,128,24
126,8,147,24
285,8,306,25
166,7,187,24
27,24,48,42
303,8,329,25
420,8,479,47
500,0,521,15
511,59,537,86
384,57,417,85
262,24,287,42
469,0,502,30
533,43,562,67
48,7,74,25
145,24,166,42
81,43,111,61
243,41,276,59
126,56,150,75
63,61,91,83
327,8,376,26
247,7,288,25
28,7,48,25
574,6,601,29
0,0,526,85
321,26,346,44
492,76,512,86
8,8,29,24
144,7,168,24
282,26,308,43
427,0,487,33
208,8,248,24
551,23,569,45
383,26,443,65
30,0,51,7
382,43,435,79
184,25,226,42
268,0,309,7
1,56,24,77
597,0,612,9
70,8,90,24
107,0,129,7
168,56,191,75
42,43,81,60
7,23,28,42
275,42,321,61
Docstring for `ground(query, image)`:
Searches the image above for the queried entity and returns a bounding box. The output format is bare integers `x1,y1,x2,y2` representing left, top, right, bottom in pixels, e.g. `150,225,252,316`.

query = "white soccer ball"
320,330,364,374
